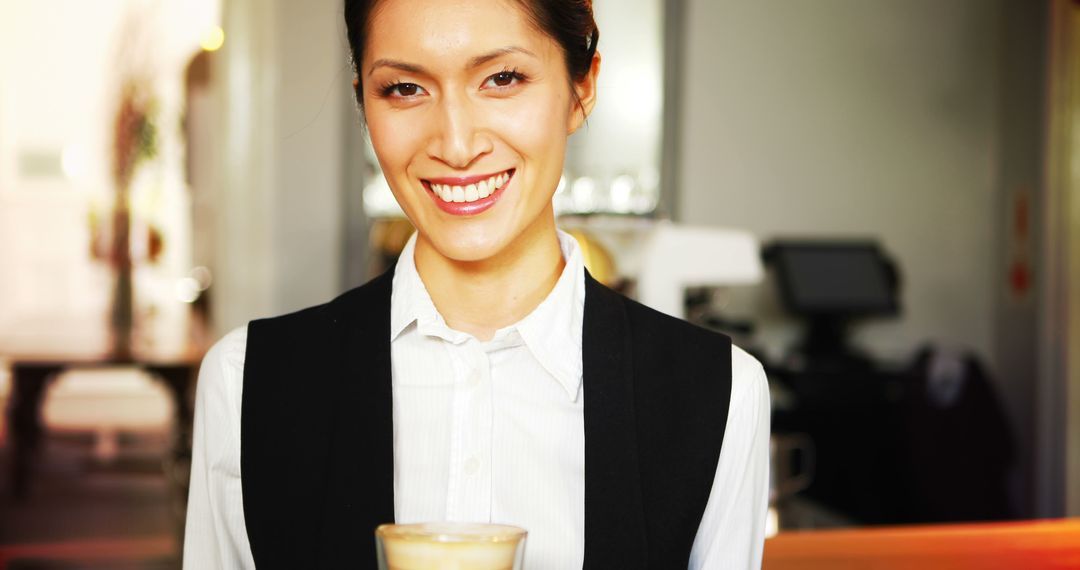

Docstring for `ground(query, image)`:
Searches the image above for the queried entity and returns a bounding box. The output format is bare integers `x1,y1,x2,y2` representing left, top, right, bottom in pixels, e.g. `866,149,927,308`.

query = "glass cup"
376,522,527,570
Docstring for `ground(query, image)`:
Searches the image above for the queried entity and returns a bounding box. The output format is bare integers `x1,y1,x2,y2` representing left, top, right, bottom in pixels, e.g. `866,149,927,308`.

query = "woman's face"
362,0,596,263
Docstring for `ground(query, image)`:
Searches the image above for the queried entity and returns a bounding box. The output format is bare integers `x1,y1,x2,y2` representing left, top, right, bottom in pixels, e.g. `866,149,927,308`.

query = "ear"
567,51,601,135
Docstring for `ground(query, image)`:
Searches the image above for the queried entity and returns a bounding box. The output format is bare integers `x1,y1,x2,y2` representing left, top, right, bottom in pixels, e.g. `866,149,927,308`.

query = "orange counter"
763,519,1080,570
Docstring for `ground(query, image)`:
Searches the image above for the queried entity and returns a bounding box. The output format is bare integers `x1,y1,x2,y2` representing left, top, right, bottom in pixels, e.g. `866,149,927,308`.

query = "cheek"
366,110,428,197
491,89,570,171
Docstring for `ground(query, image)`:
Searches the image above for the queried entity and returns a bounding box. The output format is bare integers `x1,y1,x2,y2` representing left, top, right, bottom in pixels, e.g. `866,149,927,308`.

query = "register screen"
777,245,896,316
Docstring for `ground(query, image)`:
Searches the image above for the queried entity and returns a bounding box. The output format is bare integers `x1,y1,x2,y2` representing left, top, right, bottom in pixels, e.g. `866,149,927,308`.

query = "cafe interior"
2,0,1079,567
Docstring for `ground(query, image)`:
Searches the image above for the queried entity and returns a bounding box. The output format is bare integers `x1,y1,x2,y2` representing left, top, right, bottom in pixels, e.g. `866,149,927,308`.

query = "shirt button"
464,456,480,475
467,373,481,389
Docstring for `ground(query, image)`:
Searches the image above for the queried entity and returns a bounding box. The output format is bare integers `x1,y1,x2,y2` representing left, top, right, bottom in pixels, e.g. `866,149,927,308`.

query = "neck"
413,211,565,342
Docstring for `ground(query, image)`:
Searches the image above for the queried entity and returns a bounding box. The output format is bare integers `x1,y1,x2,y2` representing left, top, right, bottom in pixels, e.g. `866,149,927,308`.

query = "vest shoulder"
248,300,332,338
610,291,734,391
247,269,393,342
620,292,732,351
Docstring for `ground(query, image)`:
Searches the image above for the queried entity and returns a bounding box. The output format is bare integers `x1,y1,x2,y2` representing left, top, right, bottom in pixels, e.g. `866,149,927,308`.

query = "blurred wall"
210,0,351,333
678,0,1002,364
677,0,1054,517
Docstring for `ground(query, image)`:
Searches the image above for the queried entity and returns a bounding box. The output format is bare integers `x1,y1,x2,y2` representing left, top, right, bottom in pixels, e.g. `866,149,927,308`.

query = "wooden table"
764,519,1080,569
5,354,201,501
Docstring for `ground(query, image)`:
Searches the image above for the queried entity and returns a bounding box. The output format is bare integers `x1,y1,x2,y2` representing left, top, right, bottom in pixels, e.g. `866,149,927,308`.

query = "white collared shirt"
183,230,771,569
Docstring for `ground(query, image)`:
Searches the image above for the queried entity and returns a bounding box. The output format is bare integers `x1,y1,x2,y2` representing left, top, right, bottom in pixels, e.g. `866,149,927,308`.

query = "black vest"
241,269,733,569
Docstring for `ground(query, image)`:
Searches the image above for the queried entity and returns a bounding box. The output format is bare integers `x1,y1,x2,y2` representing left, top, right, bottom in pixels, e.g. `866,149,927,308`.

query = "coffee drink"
376,522,526,570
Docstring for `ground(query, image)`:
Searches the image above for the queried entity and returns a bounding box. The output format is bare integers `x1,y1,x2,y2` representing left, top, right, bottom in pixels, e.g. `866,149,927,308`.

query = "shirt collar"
513,230,585,400
389,230,586,401
389,233,449,341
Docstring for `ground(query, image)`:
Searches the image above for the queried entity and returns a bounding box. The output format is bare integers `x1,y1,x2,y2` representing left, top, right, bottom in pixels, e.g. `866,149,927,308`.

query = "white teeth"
428,170,511,204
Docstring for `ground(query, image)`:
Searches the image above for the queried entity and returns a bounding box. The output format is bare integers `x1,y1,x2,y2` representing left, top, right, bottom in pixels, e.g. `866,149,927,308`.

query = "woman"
183,0,770,568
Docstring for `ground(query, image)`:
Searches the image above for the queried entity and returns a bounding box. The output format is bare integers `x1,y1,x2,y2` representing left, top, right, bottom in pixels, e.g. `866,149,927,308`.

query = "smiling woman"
355,0,600,339
182,1,770,569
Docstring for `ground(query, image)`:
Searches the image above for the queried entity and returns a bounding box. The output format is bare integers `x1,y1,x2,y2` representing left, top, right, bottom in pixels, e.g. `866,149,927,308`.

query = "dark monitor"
765,241,899,318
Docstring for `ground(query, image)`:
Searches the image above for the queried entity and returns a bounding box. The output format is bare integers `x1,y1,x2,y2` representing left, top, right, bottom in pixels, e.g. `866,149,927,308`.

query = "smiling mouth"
422,169,515,204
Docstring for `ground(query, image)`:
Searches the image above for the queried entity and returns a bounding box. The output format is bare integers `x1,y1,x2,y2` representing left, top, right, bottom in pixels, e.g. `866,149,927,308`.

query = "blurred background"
1,0,1078,568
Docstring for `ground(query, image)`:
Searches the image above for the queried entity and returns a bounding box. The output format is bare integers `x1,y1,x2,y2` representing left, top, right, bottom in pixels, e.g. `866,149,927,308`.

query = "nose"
426,93,492,169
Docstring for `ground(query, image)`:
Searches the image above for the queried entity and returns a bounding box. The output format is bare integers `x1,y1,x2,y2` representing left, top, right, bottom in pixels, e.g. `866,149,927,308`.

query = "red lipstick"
423,169,514,217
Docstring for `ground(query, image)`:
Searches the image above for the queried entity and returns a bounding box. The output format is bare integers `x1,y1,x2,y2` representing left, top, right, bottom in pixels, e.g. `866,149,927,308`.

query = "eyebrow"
367,46,538,77
368,59,424,77
468,46,537,68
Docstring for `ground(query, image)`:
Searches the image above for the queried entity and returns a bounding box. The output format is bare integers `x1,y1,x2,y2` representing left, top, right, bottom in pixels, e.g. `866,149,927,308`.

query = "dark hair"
344,0,599,109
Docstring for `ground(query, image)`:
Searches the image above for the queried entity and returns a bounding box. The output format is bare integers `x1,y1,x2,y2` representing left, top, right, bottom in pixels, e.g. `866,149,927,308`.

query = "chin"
421,223,514,264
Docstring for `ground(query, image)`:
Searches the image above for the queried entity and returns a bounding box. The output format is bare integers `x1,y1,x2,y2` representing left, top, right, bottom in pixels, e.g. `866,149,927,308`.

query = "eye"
380,82,427,99
482,70,527,90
